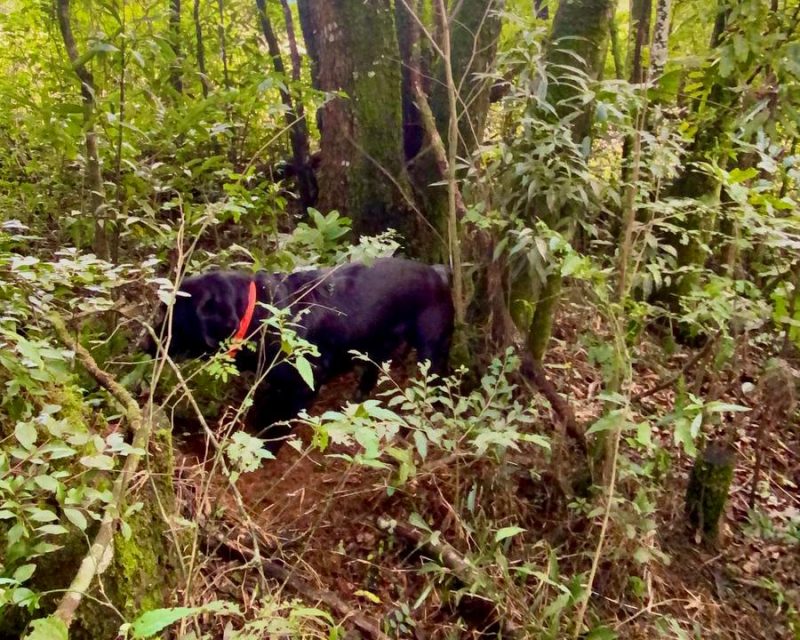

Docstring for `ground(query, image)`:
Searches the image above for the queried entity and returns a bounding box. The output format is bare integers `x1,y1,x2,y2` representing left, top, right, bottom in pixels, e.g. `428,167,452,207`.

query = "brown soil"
173,301,800,639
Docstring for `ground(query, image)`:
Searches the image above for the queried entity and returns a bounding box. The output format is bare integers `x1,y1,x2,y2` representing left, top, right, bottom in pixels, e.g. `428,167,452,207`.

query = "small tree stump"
685,442,735,545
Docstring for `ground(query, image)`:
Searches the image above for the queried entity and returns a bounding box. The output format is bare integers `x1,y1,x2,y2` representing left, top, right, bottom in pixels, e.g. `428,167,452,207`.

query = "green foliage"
23,616,69,640
301,351,550,486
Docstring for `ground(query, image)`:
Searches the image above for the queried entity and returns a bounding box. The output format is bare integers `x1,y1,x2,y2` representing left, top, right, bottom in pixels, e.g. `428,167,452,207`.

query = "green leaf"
673,418,697,457
585,412,624,436
15,421,37,451
37,524,69,536
408,512,431,533
705,401,750,414
11,587,35,605
34,476,59,493
586,626,618,640
64,508,88,531
732,34,748,62
131,607,204,638
13,564,36,583
495,526,525,542
80,454,115,470
22,616,68,640
719,50,734,78
561,253,583,277
294,356,315,390
413,431,428,460
29,509,58,523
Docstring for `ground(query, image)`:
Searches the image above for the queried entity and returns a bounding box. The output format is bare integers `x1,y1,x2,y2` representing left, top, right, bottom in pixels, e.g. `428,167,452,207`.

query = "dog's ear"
194,288,239,350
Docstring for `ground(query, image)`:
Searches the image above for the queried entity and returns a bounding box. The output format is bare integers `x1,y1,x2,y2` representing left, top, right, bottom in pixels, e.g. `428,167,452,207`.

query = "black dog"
145,258,454,450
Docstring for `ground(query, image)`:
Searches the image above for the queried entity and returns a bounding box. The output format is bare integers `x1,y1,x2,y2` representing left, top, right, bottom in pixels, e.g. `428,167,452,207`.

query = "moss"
685,442,735,545
339,0,413,243
1,423,179,640
526,271,563,362
430,0,503,153
69,427,179,638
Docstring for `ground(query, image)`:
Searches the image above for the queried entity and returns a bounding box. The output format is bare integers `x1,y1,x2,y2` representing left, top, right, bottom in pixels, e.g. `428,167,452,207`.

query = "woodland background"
0,0,799,638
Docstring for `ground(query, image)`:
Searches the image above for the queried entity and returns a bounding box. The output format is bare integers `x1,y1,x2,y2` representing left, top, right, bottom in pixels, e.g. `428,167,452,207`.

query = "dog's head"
142,272,245,360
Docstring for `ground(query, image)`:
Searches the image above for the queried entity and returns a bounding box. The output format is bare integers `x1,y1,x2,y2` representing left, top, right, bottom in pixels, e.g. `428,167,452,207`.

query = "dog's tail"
432,264,452,288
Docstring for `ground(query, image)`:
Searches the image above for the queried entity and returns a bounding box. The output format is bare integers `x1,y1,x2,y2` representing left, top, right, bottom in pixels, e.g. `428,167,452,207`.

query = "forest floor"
172,299,800,640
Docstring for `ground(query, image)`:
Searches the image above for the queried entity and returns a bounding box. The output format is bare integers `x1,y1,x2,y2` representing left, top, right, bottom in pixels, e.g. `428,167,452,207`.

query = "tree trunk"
617,0,652,274
296,0,418,247
395,0,426,160
649,0,672,79
685,442,735,545
193,0,211,98
609,12,624,79
430,0,505,156
217,0,230,89
625,0,652,83
169,0,183,94
56,0,109,261
255,0,315,209
525,0,616,361
0,390,180,638
657,1,736,311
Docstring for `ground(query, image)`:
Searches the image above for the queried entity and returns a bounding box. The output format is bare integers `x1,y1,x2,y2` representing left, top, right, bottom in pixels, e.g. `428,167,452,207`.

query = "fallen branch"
632,334,717,401
518,351,587,454
377,517,522,639
45,314,154,630
208,531,390,640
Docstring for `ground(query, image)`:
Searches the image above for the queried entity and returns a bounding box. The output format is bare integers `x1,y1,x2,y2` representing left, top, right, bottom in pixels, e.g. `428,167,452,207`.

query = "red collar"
227,280,257,358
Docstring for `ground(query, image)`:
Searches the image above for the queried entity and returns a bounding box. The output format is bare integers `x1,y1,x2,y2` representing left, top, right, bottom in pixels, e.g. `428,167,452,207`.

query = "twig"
632,334,718,401
408,32,466,323
377,517,522,638
45,313,154,630
518,352,587,454
208,531,390,640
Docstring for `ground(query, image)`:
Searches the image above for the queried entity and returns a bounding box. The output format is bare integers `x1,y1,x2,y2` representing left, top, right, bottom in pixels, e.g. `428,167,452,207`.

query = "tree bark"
649,0,672,79
255,0,314,209
609,12,624,79
216,0,230,89
626,0,652,83
657,1,736,311
169,0,183,94
193,0,211,98
430,0,505,156
685,442,735,545
56,0,109,261
395,0,426,160
525,0,616,362
296,0,418,247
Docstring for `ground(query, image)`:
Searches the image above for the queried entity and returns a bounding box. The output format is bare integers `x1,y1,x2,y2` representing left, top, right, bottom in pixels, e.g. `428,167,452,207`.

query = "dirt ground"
173,301,800,639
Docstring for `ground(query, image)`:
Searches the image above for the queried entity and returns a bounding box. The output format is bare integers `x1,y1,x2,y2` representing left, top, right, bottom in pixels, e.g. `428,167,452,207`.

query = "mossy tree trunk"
193,0,211,98
399,0,506,353
430,0,505,155
169,0,183,94
1,410,180,639
296,0,421,249
656,2,738,312
525,0,615,362
685,442,735,545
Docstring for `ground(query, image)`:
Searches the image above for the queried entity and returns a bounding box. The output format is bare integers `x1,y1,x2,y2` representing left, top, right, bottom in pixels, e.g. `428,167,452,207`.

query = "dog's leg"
413,305,453,378
248,374,318,454
354,363,380,402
